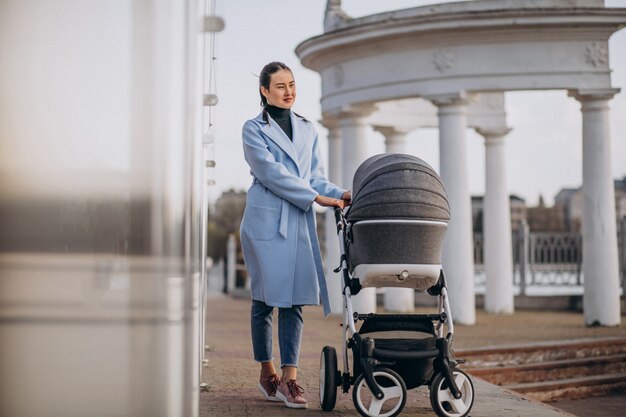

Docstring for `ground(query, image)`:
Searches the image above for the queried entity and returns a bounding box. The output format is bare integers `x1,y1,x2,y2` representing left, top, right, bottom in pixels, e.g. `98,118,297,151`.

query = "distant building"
554,176,626,232
510,195,527,231
527,195,566,232
471,194,527,232
554,188,581,231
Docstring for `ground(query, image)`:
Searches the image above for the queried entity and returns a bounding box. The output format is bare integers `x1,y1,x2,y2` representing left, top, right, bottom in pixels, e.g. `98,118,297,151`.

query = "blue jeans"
251,300,303,368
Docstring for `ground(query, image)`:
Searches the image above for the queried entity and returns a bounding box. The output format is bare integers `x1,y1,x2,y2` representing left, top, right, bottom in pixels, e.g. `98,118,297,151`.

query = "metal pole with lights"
200,0,224,392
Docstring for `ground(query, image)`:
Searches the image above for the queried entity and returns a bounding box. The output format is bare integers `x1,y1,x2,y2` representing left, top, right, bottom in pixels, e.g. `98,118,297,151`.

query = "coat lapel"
258,113,300,173
291,112,308,161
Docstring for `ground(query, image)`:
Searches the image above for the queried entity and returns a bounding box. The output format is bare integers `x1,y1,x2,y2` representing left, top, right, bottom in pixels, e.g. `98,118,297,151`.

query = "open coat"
240,111,345,316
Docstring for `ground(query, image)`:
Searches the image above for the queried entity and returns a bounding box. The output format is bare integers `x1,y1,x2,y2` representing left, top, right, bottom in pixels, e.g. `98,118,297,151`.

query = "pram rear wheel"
429,369,474,417
319,346,338,411
352,367,407,417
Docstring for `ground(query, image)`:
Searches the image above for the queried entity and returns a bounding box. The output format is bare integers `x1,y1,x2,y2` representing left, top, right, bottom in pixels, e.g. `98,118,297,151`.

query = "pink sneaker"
258,374,282,402
276,379,308,409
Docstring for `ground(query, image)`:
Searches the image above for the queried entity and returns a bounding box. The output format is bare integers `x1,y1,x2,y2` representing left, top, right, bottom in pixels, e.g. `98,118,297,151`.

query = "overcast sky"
209,0,626,206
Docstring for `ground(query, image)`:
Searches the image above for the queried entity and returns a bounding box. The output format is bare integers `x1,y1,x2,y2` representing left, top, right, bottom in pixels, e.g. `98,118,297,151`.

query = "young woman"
239,62,351,409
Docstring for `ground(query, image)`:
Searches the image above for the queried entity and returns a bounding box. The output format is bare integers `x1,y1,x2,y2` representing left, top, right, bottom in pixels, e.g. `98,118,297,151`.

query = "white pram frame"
318,208,475,417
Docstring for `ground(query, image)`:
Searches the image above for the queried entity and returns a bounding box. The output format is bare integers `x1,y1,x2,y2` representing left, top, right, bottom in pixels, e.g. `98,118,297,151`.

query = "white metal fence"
473,219,626,295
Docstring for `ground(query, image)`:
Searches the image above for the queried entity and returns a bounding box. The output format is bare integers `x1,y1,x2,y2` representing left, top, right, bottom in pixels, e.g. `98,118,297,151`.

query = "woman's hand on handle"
315,195,345,209
341,191,352,206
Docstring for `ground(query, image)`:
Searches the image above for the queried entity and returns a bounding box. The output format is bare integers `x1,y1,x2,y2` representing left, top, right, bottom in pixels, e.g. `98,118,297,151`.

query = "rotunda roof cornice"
297,1,626,70
298,0,626,112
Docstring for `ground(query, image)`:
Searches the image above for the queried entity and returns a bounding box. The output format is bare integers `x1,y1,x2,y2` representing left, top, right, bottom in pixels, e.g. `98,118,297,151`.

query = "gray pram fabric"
346,153,450,222
345,154,450,275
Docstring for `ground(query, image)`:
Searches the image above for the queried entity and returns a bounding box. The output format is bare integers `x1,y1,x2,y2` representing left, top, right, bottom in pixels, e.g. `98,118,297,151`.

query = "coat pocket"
246,205,279,241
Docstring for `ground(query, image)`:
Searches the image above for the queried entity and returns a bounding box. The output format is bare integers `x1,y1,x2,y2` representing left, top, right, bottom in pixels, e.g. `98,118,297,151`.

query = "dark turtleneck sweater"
265,104,293,141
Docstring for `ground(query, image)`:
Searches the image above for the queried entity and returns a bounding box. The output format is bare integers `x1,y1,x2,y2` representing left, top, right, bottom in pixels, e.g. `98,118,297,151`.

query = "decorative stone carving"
433,49,455,72
585,42,608,67
324,0,351,32
425,91,471,108
475,127,513,141
568,88,619,103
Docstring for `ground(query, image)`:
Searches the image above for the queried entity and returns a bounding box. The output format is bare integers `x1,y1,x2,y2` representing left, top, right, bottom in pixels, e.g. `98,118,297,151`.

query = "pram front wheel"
429,369,474,417
352,367,407,417
319,346,338,411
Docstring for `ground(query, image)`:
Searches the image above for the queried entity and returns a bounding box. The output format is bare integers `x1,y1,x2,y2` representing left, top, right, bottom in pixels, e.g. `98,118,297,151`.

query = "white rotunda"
297,0,626,326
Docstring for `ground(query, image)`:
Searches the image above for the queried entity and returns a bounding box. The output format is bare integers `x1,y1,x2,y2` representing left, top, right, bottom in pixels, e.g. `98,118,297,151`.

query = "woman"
239,61,351,409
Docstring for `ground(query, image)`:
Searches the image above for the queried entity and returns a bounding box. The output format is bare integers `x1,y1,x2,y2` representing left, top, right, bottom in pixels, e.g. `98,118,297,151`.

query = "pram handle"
333,206,345,233
333,206,362,295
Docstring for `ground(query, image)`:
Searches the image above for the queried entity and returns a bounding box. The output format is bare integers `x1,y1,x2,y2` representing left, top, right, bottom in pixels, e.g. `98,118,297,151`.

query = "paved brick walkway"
200,293,626,417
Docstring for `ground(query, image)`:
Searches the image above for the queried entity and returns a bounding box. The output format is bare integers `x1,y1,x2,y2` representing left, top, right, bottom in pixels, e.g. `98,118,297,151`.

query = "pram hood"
346,153,450,222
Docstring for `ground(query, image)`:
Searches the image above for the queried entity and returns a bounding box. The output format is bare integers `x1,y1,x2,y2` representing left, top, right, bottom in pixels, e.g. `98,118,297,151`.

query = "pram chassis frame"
332,207,464,406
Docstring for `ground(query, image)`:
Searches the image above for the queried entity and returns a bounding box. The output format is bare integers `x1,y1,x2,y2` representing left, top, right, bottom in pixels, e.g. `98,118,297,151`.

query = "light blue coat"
240,111,345,316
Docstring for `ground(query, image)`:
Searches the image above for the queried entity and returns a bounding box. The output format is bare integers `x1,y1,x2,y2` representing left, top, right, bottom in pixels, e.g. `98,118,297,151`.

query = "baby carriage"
319,154,475,417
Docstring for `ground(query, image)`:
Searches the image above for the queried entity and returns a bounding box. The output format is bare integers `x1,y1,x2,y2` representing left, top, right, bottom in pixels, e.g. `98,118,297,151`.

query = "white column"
340,110,374,191
374,126,415,312
477,128,514,314
322,118,343,314
570,89,621,326
339,107,377,314
376,126,409,154
429,93,476,325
